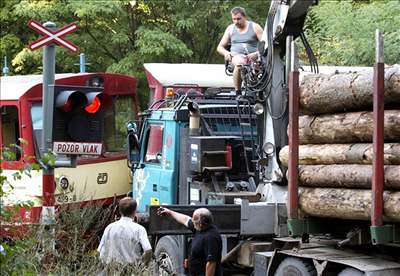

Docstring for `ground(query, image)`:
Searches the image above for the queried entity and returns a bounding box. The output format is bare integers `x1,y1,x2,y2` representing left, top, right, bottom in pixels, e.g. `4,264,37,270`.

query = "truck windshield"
200,105,257,137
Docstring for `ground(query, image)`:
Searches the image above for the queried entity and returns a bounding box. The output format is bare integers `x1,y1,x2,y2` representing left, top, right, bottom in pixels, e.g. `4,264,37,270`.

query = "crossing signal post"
27,20,79,254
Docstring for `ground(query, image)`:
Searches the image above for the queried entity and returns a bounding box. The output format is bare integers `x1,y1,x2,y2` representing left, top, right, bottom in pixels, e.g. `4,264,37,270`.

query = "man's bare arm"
217,25,233,60
141,249,152,265
206,261,217,276
157,207,191,227
247,22,264,60
253,22,264,41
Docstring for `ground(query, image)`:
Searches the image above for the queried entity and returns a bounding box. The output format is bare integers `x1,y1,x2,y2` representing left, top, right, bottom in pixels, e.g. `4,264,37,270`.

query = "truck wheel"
274,257,317,276
338,268,365,276
155,236,182,276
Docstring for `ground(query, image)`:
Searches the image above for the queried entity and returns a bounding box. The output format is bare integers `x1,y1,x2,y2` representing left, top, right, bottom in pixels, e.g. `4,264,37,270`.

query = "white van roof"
0,73,87,101
144,63,234,88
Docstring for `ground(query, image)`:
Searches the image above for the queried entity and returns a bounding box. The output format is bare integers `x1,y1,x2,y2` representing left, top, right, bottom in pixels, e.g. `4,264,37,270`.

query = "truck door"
133,122,164,212
158,121,178,207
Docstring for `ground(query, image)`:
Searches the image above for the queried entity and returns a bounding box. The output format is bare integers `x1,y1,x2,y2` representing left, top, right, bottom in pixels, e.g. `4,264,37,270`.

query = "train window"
31,103,42,130
103,95,136,153
144,124,164,163
1,105,21,160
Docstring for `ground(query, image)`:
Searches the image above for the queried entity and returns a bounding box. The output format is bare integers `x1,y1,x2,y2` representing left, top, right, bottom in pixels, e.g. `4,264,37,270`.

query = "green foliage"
0,0,269,102
1,0,398,102
0,139,38,196
304,0,400,66
0,202,153,275
135,26,193,59
0,141,149,274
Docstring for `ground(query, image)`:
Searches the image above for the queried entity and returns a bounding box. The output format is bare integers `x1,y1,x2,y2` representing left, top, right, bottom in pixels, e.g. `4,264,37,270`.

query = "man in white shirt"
98,197,152,265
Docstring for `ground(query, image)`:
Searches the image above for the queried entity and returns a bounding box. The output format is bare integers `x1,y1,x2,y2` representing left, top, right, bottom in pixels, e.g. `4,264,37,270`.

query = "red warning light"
85,96,101,113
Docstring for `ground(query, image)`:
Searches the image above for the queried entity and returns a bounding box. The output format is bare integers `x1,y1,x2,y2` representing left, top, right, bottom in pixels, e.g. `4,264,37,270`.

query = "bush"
1,144,151,275
1,203,153,275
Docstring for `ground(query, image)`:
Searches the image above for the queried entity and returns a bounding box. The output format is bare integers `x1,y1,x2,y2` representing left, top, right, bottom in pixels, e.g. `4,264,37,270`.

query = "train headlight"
59,176,69,190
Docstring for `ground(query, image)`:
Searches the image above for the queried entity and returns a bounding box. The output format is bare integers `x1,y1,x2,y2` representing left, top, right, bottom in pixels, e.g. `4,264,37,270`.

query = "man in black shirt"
157,207,222,276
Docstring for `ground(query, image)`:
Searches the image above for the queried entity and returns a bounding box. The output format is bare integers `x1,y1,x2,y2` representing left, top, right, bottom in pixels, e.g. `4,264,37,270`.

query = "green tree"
2,0,398,97
304,0,400,66
2,0,268,72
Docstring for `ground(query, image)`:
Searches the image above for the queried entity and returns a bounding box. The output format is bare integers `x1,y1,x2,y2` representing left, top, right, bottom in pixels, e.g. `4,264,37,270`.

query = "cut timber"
299,188,400,222
279,143,400,166
300,65,400,114
299,110,400,144
298,165,400,190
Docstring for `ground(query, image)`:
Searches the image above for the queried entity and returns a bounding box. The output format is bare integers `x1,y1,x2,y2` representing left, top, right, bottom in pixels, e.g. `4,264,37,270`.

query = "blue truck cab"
130,95,259,213
128,63,259,214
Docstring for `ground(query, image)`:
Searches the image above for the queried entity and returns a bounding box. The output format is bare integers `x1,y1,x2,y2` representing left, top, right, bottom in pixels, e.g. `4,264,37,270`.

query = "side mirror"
127,121,140,166
127,121,138,134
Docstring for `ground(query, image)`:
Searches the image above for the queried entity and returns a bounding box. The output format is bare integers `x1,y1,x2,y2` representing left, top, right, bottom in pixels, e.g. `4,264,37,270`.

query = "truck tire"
338,268,365,276
155,236,183,276
274,257,317,276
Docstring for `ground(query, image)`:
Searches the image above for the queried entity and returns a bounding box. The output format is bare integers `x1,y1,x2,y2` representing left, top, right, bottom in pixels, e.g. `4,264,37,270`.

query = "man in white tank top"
217,6,263,93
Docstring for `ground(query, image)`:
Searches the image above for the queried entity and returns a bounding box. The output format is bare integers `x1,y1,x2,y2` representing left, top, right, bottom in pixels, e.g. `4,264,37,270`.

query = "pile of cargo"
280,65,400,222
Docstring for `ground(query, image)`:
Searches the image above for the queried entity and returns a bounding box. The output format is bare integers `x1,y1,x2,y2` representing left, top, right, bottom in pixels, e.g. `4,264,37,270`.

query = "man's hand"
247,51,259,61
206,261,217,276
142,250,152,266
157,207,191,227
224,52,232,62
156,207,171,217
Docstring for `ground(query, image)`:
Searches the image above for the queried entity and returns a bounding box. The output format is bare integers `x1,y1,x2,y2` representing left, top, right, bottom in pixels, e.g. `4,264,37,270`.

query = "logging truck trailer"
0,73,139,237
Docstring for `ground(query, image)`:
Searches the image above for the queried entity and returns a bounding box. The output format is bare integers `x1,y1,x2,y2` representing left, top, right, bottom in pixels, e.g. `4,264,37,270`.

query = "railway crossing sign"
28,20,79,52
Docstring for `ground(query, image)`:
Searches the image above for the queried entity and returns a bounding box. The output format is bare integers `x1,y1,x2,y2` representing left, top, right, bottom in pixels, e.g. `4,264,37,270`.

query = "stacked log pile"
279,65,400,222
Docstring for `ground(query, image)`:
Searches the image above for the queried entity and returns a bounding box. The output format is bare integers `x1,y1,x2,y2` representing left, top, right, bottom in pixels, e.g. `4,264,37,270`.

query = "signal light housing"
52,85,108,143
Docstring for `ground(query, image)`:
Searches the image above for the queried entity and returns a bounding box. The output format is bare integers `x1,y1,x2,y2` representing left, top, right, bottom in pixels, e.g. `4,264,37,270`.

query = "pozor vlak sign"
53,142,102,155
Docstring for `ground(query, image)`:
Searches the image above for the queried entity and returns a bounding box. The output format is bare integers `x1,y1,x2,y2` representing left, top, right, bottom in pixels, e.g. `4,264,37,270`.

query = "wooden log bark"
298,165,400,190
300,65,400,114
279,143,400,166
299,187,400,222
299,110,400,144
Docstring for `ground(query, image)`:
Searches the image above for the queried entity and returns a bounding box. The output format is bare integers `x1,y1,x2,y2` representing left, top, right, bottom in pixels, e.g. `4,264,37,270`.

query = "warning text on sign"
53,142,102,155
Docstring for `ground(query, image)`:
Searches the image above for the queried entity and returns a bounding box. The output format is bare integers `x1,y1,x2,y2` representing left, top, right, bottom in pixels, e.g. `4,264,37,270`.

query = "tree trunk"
298,165,400,190
279,143,400,166
299,110,400,144
300,65,400,114
299,187,400,222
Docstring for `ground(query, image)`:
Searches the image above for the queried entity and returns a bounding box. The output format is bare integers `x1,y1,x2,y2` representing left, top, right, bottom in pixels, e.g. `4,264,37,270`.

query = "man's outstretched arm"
157,207,191,227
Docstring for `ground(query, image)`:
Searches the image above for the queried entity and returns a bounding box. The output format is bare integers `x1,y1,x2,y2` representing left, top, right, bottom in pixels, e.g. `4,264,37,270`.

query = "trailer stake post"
370,29,395,245
286,38,305,236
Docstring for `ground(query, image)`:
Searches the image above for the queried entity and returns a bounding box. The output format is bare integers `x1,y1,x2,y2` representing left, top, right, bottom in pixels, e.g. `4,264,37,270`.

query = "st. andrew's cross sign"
28,20,79,52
